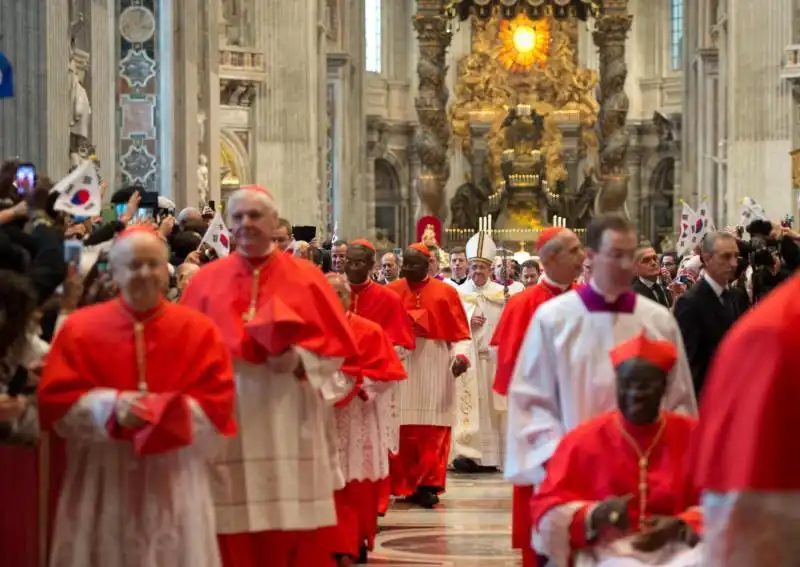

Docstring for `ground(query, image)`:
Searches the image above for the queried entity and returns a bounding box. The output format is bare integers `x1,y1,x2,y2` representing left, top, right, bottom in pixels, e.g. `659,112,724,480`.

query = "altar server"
451,230,507,471
39,226,237,567
387,243,471,508
690,273,800,566
181,185,358,567
491,226,584,567
505,214,697,489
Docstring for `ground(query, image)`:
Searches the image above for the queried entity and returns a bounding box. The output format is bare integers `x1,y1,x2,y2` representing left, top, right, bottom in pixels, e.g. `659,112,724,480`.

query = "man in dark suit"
631,245,673,308
674,232,747,397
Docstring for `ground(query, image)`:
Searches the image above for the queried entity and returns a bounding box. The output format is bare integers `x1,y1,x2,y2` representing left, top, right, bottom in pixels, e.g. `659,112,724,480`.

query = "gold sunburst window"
498,14,550,72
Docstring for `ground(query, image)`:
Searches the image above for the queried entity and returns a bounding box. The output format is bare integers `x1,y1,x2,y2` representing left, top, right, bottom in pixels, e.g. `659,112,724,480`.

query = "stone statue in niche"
198,154,210,206
68,6,92,168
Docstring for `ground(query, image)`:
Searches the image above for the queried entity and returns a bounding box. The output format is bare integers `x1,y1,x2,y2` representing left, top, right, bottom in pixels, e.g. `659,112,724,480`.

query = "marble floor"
370,473,520,566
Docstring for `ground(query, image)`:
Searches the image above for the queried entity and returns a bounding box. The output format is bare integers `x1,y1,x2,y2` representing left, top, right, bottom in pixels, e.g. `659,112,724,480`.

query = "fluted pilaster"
173,0,200,208
200,0,221,205
91,0,116,187
727,0,793,221
252,0,324,225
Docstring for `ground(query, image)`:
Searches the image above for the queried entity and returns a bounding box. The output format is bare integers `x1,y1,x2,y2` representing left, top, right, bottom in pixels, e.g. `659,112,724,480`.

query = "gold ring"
609,511,620,524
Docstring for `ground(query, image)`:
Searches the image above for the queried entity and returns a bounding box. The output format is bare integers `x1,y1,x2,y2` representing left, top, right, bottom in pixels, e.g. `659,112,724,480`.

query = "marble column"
199,1,221,206
251,0,326,226
332,0,367,238
412,0,452,220
593,0,633,214
173,0,200,208
0,1,70,177
90,0,117,188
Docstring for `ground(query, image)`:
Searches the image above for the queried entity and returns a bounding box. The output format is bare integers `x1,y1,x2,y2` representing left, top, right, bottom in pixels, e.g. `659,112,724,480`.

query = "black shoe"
357,543,368,564
409,490,439,509
452,457,480,473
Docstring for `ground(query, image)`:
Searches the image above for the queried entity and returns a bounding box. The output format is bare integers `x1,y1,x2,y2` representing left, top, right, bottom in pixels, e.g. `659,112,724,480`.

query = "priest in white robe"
505,214,698,490
452,230,507,471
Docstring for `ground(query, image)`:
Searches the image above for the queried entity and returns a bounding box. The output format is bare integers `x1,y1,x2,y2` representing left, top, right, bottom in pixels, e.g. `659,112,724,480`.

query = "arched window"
670,0,683,70
365,0,382,73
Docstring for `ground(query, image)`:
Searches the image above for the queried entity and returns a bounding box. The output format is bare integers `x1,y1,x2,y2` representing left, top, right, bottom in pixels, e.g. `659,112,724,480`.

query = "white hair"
108,231,169,268
226,188,276,220
177,207,201,224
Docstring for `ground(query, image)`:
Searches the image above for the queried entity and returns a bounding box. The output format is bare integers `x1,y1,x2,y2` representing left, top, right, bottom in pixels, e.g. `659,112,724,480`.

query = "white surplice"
505,290,698,486
49,391,222,567
374,347,409,455
397,338,455,426
452,279,506,467
211,348,354,534
334,376,392,482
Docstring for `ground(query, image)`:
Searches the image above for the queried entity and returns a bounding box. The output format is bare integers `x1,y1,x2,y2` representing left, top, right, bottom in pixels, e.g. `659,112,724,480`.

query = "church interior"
1,0,799,565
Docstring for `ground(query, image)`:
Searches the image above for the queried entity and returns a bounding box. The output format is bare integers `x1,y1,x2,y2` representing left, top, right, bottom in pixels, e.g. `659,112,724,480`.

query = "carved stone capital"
593,13,633,46
412,13,452,45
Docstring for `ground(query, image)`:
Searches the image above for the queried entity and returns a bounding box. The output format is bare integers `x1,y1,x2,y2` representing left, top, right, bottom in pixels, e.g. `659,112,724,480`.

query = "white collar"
703,272,726,297
638,276,656,289
541,273,570,290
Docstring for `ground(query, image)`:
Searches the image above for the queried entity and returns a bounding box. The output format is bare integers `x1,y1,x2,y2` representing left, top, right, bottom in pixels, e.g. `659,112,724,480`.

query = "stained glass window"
365,0,382,73
670,0,683,70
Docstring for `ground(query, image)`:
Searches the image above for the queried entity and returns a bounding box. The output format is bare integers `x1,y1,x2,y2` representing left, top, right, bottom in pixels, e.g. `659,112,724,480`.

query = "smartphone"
15,163,35,195
674,275,691,285
64,239,83,268
115,203,151,220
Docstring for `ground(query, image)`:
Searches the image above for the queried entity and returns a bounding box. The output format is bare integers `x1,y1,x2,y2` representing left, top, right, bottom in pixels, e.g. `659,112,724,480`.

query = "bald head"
325,272,351,310
538,229,585,285
109,231,170,311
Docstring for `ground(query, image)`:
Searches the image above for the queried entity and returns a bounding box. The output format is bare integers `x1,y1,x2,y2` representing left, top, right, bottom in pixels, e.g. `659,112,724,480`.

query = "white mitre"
466,230,497,265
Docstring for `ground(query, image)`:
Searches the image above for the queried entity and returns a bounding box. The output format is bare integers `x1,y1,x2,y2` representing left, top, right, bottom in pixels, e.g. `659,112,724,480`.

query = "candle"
552,214,556,226
488,215,492,234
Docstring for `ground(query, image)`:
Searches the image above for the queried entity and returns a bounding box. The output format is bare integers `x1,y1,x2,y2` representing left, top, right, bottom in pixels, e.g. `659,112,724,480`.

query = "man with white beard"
451,230,507,472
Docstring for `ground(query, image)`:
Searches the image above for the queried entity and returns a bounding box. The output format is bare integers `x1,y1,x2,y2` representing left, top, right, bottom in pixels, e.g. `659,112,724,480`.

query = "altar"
406,0,635,249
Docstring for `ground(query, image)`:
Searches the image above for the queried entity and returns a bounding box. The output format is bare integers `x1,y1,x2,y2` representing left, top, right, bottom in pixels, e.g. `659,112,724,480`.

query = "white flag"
199,211,231,257
676,202,698,256
696,198,716,239
51,160,102,217
739,196,767,226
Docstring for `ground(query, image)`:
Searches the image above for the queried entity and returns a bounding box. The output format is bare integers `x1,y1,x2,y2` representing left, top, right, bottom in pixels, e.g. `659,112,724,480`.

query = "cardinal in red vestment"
489,227,585,567
344,239,415,516
180,185,358,567
325,273,407,566
38,226,237,567
386,243,471,508
530,332,702,567
689,274,800,566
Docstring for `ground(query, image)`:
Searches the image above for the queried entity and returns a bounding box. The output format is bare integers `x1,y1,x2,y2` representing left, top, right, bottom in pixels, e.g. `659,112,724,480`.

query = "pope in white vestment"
505,216,698,490
452,230,507,469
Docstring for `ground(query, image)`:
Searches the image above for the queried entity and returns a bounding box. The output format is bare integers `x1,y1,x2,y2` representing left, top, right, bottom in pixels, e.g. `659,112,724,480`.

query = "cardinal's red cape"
386,277,470,343
690,274,800,493
181,250,357,364
491,280,577,396
338,313,408,407
532,411,701,554
38,299,237,454
349,279,415,350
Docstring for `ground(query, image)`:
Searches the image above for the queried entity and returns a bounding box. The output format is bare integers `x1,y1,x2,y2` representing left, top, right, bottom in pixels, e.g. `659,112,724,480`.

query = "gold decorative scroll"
791,149,800,189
